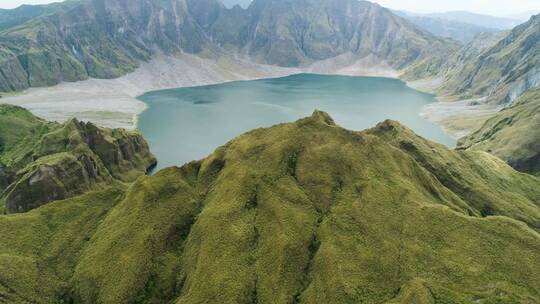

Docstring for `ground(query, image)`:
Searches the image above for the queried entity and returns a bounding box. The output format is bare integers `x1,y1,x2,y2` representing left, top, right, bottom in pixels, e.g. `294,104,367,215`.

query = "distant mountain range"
416,11,522,30
219,1,529,42
394,11,500,43
0,0,537,110
0,0,81,31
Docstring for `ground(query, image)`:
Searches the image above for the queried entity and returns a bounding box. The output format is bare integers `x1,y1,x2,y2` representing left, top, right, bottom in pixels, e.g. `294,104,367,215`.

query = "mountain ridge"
0,110,538,303
420,11,521,30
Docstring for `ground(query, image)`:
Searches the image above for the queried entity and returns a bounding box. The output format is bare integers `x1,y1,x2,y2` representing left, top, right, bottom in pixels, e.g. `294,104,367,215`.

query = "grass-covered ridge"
0,104,156,213
459,86,540,176
0,111,539,303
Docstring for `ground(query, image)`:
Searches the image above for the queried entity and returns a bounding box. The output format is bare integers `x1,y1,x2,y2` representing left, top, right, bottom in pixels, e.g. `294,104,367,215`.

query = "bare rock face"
4,154,107,213
69,119,158,182
0,105,156,213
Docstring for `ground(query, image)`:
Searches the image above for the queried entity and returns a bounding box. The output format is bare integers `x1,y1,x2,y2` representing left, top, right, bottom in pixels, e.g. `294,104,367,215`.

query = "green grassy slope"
0,185,126,303
0,104,156,213
0,111,538,303
459,86,540,176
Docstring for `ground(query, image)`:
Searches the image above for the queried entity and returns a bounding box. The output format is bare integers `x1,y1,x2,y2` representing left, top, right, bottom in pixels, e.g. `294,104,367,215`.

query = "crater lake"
138,74,455,170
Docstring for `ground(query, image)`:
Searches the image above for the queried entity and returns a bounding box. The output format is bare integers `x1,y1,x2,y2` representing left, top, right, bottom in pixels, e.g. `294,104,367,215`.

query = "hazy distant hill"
425,11,521,30
507,10,540,22
0,1,80,31
395,11,498,43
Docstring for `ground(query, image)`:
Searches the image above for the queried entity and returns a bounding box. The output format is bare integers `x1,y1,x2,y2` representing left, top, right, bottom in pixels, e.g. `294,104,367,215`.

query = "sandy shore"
407,78,501,139
420,98,500,139
0,53,301,129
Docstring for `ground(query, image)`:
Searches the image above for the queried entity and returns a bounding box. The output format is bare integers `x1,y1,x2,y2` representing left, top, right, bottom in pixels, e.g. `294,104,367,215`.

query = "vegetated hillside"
0,104,156,213
459,86,540,176
412,14,539,105
0,0,458,92
0,111,538,303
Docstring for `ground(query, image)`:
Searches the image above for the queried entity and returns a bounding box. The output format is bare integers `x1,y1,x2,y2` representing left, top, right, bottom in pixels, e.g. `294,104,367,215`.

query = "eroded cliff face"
0,0,456,92
0,104,156,213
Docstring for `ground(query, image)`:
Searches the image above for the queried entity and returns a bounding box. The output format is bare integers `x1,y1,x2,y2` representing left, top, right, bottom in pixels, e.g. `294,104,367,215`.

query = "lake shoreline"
0,53,490,140
138,74,456,170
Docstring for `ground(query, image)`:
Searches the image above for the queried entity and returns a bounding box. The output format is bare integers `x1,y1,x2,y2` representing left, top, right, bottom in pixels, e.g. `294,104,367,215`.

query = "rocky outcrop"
398,13,498,43
65,120,157,182
4,153,110,213
0,164,14,190
0,105,156,213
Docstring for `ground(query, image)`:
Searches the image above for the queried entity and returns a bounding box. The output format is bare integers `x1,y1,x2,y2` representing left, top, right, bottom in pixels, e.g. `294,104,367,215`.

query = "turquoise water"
138,74,455,170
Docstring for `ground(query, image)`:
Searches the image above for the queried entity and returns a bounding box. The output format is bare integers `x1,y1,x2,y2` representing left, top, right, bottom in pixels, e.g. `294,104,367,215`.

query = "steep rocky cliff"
236,0,456,67
0,0,457,92
0,104,156,213
0,111,538,303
